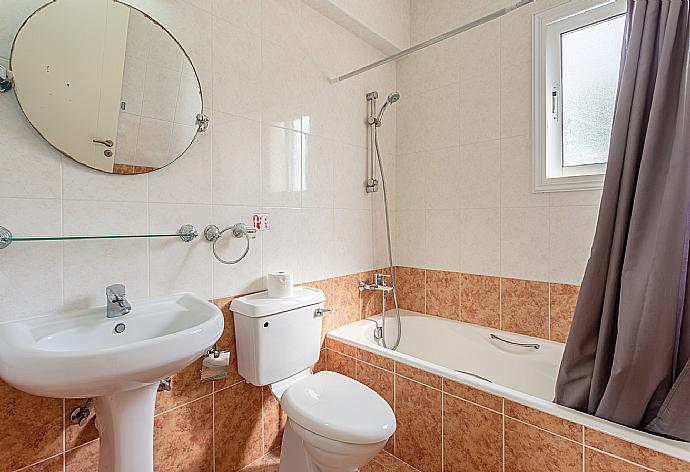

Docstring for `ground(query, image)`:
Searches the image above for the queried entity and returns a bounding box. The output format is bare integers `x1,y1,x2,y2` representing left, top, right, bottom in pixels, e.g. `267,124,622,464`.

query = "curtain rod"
329,0,535,84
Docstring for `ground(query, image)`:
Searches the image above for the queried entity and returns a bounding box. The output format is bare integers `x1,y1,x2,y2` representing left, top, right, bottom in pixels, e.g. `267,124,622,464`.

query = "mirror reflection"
9,0,204,174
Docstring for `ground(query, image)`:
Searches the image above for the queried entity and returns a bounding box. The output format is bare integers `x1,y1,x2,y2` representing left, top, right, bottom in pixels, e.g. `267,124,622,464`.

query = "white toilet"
230,287,396,472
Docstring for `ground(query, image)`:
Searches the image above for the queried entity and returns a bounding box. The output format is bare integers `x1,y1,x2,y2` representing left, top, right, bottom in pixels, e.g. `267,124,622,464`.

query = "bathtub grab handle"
490,333,540,349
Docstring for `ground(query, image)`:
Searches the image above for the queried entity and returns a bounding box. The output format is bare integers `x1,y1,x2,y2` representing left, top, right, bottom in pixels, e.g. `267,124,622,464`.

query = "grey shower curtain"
554,0,690,440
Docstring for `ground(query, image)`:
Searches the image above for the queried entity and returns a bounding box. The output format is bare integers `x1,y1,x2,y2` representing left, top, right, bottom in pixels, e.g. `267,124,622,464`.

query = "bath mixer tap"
106,284,131,318
359,273,393,293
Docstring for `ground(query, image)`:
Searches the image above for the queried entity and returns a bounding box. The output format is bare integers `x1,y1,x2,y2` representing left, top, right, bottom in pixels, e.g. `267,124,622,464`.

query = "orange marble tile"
154,396,213,472
65,441,99,472
425,270,460,320
65,398,98,450
214,381,264,471
585,448,646,471
361,460,386,471
395,362,442,389
550,283,579,343
585,428,690,471
212,297,245,388
262,386,287,453
0,381,63,471
155,358,213,415
357,348,394,371
505,401,582,442
325,337,359,357
303,278,334,345
443,394,503,471
240,448,281,471
395,375,442,472
443,379,502,413
460,274,500,328
500,278,549,338
394,266,426,313
372,450,403,469
23,454,64,472
312,348,327,373
356,361,396,454
504,418,582,472
356,361,394,409
334,274,361,327
326,349,357,378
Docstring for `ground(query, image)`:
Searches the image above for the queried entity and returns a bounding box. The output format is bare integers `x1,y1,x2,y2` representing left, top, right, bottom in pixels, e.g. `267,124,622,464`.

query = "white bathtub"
328,310,690,463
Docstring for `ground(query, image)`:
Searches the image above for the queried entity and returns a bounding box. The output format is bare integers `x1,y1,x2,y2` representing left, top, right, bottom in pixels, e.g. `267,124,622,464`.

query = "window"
533,0,626,192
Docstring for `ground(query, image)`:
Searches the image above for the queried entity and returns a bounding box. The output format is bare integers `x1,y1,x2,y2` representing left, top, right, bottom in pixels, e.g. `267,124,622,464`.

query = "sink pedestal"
94,383,159,472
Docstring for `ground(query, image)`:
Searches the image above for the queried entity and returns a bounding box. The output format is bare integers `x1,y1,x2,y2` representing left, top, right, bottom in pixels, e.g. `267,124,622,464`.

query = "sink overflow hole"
263,322,269,328
114,323,126,334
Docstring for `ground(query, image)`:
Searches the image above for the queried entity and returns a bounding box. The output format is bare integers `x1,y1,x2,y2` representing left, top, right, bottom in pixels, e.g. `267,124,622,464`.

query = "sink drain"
114,323,126,334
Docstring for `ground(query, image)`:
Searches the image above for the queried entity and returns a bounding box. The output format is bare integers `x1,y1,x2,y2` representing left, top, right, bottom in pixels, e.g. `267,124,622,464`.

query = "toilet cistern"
231,287,395,472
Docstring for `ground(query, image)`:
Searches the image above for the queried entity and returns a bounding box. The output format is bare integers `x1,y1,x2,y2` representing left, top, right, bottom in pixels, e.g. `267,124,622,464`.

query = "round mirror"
9,0,205,174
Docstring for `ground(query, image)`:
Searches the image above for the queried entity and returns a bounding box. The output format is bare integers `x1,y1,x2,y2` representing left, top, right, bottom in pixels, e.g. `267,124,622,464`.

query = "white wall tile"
500,135,548,208
61,201,149,311
426,209,461,271
211,205,263,298
302,135,335,209
334,144,371,210
62,157,148,203
549,205,598,285
148,128,212,204
0,97,62,199
211,17,261,120
500,207,549,281
461,208,500,276
394,209,426,268
0,198,62,321
460,140,500,209
426,146,461,210
300,207,335,282
261,207,303,281
148,203,212,298
212,0,261,34
212,112,261,206
333,208,373,276
261,126,302,207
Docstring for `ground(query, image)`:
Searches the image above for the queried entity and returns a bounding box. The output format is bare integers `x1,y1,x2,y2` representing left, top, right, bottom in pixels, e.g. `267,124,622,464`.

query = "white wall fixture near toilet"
231,288,396,472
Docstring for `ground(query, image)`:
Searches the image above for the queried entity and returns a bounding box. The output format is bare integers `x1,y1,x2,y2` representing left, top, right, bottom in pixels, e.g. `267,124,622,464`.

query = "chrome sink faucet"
106,284,131,318
359,273,393,293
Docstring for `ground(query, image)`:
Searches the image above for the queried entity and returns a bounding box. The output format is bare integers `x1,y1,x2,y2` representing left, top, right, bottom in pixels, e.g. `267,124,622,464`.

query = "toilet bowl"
230,287,396,472
275,370,395,472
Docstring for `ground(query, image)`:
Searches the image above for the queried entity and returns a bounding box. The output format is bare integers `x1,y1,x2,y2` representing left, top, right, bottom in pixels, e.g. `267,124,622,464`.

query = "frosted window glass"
561,15,625,167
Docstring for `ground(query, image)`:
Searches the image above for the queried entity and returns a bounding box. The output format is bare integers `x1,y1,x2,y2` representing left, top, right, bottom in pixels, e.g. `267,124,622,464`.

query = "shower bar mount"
329,0,535,83
0,225,198,250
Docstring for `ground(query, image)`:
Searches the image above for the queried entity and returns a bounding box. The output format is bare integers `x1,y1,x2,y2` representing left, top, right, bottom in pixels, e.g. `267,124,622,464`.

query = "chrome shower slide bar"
329,0,535,84
0,225,198,250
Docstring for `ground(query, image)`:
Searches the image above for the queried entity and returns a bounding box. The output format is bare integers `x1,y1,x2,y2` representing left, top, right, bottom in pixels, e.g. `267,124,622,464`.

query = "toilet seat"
279,371,396,445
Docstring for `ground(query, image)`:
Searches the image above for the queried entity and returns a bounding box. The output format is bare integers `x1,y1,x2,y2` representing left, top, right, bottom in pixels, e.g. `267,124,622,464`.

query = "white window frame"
532,0,626,193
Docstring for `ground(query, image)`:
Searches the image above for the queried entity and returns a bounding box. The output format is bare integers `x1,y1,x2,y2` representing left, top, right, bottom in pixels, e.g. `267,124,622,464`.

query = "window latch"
551,85,558,120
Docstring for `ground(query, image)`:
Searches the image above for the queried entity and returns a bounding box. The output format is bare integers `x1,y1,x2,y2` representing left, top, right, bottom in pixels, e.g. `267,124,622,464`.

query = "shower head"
376,92,400,126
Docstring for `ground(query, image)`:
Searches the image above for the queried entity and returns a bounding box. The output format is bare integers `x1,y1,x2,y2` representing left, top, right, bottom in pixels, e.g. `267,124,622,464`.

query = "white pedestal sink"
0,293,224,472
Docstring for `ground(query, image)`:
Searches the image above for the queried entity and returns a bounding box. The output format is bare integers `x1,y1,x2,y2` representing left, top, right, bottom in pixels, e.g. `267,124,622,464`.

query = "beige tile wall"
0,0,396,323
394,0,602,286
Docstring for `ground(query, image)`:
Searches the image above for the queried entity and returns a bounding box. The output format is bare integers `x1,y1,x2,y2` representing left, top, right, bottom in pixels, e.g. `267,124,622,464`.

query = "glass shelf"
0,225,198,249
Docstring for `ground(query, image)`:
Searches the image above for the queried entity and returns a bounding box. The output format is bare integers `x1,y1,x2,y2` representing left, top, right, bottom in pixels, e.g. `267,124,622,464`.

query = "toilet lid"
280,371,396,445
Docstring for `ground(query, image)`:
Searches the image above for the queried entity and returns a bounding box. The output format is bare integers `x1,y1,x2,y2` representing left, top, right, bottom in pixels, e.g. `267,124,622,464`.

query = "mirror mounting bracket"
0,65,12,93
196,113,210,132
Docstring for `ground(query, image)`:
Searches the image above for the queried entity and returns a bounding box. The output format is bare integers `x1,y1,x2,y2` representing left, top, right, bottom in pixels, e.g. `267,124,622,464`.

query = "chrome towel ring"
204,223,256,264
